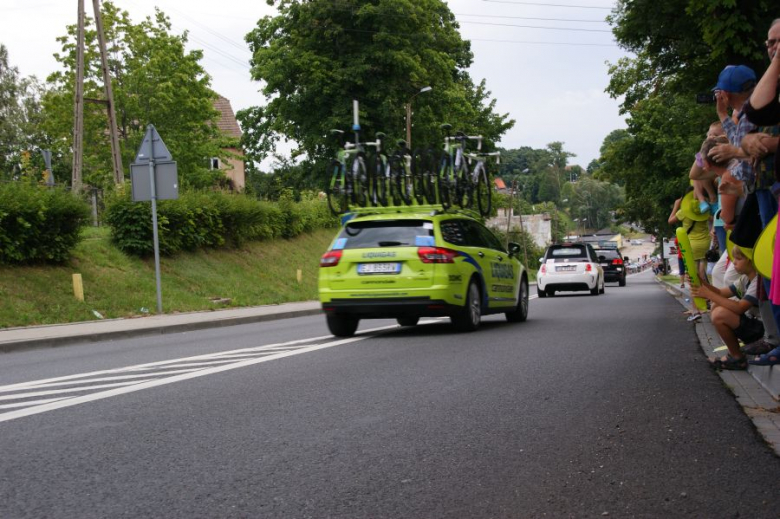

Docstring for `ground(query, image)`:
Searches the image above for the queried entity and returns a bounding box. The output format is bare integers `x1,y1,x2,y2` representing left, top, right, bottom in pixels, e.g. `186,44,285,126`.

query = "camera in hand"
696,93,716,104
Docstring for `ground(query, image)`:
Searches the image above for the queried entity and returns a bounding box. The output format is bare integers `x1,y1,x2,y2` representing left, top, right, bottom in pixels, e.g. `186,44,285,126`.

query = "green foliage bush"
0,183,91,264
104,188,337,256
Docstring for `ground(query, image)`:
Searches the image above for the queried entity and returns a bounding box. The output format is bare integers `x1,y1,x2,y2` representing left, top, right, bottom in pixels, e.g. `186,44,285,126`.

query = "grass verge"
0,226,335,328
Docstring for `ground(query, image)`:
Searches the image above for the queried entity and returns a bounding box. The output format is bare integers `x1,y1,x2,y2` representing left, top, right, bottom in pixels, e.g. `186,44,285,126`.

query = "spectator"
691,246,763,370
669,192,709,321
700,136,743,232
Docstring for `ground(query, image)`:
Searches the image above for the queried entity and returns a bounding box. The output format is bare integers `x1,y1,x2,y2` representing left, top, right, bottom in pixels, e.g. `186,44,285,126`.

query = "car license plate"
556,265,576,272
358,262,401,275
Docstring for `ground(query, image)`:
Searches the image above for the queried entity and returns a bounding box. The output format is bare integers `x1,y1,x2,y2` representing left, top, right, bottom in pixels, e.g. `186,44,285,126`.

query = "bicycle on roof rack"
463,144,500,217
437,124,485,213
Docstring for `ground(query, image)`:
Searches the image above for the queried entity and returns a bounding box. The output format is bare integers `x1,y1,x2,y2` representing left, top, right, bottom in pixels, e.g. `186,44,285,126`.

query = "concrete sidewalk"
659,279,780,454
0,301,322,353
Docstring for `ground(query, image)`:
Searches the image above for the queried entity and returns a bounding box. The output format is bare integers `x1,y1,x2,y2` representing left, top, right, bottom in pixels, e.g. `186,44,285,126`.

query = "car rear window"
595,249,621,260
336,220,434,249
547,245,588,259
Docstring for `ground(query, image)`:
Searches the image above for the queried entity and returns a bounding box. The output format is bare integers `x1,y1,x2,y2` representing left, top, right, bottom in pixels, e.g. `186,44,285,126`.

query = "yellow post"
296,269,303,284
72,273,84,301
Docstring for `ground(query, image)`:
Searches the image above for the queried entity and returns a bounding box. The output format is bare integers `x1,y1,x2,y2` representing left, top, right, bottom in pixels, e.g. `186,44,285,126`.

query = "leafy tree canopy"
44,1,229,190
241,0,514,172
603,0,777,234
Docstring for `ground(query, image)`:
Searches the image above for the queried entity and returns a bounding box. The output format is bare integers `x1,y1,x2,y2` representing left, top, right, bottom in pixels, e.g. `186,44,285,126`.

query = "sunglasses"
767,39,779,48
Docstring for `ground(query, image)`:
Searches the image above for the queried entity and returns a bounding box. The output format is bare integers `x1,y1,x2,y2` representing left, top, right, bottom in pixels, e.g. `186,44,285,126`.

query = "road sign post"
130,124,178,314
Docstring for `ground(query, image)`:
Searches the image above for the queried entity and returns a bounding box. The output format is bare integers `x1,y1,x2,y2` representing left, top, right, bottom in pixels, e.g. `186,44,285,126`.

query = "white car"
537,243,605,297
631,239,644,245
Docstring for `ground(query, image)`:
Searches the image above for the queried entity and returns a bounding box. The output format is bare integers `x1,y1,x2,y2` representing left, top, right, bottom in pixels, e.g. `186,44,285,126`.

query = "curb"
0,307,323,354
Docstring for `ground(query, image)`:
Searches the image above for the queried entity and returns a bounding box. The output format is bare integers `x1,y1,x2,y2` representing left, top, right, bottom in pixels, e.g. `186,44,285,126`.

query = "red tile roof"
213,96,242,139
494,177,507,190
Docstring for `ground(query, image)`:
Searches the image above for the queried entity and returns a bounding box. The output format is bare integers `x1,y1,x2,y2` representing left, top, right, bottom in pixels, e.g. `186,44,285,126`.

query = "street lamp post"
405,86,432,148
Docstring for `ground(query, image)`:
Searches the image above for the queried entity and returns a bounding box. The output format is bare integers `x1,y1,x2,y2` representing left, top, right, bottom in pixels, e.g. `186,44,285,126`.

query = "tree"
43,2,227,190
0,45,47,181
605,0,777,233
241,0,514,178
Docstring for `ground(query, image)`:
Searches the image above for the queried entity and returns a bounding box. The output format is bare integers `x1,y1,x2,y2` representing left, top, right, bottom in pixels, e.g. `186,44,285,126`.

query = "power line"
457,13,607,23
460,20,612,32
481,0,614,9
470,37,616,47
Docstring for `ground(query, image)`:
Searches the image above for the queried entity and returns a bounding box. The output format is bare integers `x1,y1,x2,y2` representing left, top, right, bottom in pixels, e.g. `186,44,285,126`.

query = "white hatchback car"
537,243,605,297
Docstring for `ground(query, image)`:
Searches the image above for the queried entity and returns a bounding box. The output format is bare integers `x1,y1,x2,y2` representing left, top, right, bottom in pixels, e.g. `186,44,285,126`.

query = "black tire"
397,316,419,327
452,280,481,332
411,149,427,205
475,163,492,217
619,276,626,287
537,286,547,298
326,314,359,337
438,154,451,209
547,289,555,297
590,279,600,296
506,277,529,322
351,153,368,207
388,153,405,206
371,153,387,207
599,281,605,294
421,149,439,204
453,158,471,209
326,160,348,216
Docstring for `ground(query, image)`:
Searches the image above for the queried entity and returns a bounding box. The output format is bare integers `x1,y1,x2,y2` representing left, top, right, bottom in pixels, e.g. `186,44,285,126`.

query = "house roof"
213,96,242,139
494,177,507,190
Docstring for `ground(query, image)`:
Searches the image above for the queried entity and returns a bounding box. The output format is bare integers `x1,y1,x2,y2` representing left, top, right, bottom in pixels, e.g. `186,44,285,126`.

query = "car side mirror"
539,257,544,263
507,242,521,257
598,255,606,262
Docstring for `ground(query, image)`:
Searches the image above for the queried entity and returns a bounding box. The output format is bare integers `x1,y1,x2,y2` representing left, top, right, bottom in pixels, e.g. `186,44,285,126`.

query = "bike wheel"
371,153,387,206
438,154,451,209
454,160,471,209
351,153,368,207
326,160,348,216
423,149,440,205
388,153,405,206
475,163,492,217
411,149,427,205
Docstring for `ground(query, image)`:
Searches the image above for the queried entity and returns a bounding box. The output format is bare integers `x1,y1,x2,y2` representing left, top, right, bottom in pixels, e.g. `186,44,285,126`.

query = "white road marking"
0,324,402,423
0,397,69,409
0,368,204,392
0,380,157,401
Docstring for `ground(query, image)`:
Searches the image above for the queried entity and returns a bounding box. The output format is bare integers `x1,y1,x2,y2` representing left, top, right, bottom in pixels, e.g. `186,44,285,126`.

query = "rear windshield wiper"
378,241,405,247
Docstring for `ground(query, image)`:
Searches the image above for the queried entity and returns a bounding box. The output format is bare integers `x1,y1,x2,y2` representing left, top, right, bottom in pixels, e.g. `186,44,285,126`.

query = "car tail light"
612,258,624,265
418,246,459,263
540,264,547,274
320,250,342,267
585,263,593,272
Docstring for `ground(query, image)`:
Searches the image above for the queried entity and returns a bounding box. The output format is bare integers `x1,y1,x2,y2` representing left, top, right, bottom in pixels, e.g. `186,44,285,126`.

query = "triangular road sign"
133,124,172,164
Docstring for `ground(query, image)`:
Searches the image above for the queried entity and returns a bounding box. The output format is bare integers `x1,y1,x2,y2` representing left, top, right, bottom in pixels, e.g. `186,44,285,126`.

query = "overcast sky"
2,0,630,168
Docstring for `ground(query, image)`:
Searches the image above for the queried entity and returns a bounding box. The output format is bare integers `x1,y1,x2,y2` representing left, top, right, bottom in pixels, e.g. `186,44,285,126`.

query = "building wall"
488,211,552,249
220,148,245,191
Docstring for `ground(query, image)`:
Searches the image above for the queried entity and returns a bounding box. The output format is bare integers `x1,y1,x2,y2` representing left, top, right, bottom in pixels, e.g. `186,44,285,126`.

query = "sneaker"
699,201,711,213
687,313,702,322
743,339,776,355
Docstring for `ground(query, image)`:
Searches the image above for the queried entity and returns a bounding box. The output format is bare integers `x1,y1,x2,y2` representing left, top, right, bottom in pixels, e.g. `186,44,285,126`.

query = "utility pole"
71,0,85,193
92,0,124,185
71,0,125,192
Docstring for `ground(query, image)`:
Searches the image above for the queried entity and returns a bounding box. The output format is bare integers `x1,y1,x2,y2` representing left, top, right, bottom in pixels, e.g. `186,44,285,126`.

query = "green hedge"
104,189,337,256
0,183,91,264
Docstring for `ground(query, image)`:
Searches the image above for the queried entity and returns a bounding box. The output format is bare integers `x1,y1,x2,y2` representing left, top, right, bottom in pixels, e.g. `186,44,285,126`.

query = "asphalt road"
2,271,779,518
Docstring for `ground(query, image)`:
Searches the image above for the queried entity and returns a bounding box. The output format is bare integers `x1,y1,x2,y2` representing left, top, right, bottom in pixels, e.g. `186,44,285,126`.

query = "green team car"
318,209,529,337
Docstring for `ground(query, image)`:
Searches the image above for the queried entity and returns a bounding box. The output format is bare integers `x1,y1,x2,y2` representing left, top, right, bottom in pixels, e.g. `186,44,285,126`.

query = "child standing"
691,246,763,370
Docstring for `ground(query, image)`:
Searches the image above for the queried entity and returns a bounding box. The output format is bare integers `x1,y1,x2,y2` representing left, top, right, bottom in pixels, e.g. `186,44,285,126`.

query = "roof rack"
344,204,482,219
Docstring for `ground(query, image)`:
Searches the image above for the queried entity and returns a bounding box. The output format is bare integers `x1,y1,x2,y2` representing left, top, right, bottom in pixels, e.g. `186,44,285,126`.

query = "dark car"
594,247,627,286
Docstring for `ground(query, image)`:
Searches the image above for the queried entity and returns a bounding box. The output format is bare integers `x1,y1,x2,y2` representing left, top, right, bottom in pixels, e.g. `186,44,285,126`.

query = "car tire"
547,289,555,297
537,286,547,298
619,276,626,287
599,281,605,294
452,280,481,332
590,280,599,296
397,316,420,327
326,314,359,337
506,277,529,323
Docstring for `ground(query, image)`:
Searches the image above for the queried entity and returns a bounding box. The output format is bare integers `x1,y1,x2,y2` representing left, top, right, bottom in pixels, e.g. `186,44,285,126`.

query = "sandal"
687,313,702,322
711,355,748,371
749,346,780,366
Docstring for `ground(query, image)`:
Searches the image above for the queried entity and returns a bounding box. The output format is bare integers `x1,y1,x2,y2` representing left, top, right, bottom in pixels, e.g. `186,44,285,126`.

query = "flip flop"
749,347,780,366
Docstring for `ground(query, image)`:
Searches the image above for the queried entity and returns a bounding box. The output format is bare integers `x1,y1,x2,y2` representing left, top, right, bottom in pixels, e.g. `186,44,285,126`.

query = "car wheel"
537,286,547,298
600,282,605,294
326,314,359,337
397,316,419,327
619,276,626,287
547,289,555,297
590,280,599,296
452,280,481,332
506,277,529,323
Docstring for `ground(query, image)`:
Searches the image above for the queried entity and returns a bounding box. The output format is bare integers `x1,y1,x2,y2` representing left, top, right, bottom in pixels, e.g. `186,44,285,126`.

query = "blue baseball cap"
712,65,757,93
